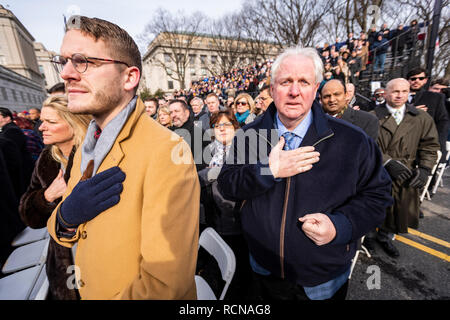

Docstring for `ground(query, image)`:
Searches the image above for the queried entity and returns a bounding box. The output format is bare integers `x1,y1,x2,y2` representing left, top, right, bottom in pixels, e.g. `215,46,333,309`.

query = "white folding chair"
196,227,236,300
431,149,450,194
194,275,217,300
0,264,44,300
11,227,49,247
420,150,441,202
349,236,371,279
29,266,49,300
1,238,49,274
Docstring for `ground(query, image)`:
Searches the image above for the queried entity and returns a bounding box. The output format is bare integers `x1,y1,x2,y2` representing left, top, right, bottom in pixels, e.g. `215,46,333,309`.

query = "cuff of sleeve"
327,212,353,245
56,203,79,229
256,163,281,184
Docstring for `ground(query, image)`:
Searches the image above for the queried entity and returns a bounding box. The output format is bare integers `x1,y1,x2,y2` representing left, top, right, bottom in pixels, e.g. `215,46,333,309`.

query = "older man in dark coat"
320,79,379,141
370,78,440,257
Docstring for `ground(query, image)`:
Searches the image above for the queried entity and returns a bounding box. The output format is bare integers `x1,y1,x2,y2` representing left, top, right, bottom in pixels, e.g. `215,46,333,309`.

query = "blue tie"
282,132,297,151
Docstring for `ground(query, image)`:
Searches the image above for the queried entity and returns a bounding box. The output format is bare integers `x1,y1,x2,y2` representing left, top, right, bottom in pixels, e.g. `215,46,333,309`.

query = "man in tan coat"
368,78,439,257
47,16,200,299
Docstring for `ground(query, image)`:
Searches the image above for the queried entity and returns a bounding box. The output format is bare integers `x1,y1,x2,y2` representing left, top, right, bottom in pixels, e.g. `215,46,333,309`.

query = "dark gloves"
385,160,413,182
57,166,126,229
408,167,430,189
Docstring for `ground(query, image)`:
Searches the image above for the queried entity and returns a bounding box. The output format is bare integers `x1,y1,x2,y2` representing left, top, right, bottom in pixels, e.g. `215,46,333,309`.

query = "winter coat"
19,146,79,300
340,107,379,141
412,89,449,162
47,99,200,300
218,101,392,287
373,103,440,233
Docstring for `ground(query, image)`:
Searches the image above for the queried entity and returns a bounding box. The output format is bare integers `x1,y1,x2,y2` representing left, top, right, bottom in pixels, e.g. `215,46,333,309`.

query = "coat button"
78,279,85,287
81,231,87,239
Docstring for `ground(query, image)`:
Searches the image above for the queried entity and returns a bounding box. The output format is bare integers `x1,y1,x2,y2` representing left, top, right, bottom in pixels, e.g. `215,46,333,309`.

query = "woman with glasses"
19,95,91,300
233,93,256,127
156,106,172,128
197,109,251,299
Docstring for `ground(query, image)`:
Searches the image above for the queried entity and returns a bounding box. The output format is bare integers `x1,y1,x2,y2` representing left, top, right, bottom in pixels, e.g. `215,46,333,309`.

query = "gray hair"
271,47,324,85
190,97,203,105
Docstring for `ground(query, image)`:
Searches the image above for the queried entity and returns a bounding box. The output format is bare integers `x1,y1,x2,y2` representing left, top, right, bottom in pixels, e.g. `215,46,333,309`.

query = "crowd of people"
0,15,449,301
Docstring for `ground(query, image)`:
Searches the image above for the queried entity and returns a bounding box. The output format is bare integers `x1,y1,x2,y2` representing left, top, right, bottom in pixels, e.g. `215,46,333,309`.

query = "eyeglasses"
409,76,426,81
212,122,233,128
236,101,248,106
51,53,130,74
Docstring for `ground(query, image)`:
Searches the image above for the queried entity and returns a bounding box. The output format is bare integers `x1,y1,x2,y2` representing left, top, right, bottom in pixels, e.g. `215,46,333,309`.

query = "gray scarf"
81,96,137,176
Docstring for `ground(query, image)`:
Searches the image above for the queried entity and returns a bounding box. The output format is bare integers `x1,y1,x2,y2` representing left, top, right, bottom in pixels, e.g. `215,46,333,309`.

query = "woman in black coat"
197,110,252,300
18,95,91,299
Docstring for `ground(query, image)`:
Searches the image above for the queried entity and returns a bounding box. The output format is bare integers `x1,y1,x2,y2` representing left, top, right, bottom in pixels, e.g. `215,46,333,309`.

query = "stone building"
34,42,62,90
0,5,46,111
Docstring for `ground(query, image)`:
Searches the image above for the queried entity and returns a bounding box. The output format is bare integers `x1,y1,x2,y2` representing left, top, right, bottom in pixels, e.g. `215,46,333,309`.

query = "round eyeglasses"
51,53,130,74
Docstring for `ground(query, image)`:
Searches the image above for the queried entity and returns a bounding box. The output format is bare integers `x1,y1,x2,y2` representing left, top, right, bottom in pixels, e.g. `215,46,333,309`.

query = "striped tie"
392,110,402,125
282,132,297,151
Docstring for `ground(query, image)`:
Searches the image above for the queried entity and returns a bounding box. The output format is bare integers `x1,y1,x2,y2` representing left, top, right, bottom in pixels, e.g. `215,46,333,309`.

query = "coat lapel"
97,98,145,171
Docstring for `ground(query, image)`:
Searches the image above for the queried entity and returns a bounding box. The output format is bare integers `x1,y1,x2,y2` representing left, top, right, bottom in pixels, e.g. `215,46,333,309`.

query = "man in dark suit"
0,107,33,197
320,79,379,141
407,68,449,163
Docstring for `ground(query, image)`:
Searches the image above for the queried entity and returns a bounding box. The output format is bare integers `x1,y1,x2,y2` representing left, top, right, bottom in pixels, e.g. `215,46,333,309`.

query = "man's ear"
123,66,140,92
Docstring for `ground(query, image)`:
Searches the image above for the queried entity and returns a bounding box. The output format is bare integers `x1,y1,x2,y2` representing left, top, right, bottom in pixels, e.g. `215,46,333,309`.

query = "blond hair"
42,95,91,167
233,93,256,114
157,106,172,127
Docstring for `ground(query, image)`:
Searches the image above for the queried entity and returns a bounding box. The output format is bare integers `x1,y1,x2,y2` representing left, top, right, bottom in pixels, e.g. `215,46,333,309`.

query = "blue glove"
57,166,126,229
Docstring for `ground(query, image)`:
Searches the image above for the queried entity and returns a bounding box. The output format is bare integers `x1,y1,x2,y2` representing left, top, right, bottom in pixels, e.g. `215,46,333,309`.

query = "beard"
68,85,123,117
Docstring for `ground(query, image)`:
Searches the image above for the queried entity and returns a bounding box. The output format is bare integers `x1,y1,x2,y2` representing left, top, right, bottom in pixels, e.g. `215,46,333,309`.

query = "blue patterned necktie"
282,132,297,151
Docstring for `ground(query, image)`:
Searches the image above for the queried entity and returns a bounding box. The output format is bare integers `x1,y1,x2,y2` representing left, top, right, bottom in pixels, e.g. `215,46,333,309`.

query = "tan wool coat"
47,99,200,300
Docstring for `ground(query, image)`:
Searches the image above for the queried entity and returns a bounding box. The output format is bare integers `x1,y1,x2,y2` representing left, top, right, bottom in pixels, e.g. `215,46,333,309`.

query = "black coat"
170,114,209,171
0,122,33,195
0,138,25,265
341,107,380,141
412,89,449,162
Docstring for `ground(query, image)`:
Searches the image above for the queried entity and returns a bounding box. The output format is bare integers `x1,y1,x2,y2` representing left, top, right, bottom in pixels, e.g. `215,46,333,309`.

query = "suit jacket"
47,99,200,300
412,89,449,161
341,107,379,141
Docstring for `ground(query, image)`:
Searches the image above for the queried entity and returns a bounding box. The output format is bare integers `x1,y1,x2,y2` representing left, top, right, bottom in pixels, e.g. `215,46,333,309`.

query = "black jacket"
341,107,380,141
412,89,449,161
218,101,392,286
0,122,33,194
170,114,209,171
0,138,25,264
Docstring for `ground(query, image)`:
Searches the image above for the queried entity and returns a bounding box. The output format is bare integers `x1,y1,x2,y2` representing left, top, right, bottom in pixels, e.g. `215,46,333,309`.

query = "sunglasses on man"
409,76,427,81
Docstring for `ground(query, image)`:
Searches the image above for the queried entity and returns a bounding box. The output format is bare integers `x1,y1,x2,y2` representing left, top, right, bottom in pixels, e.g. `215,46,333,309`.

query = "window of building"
12,89,17,102
168,81,174,90
20,91,25,102
201,68,207,76
1,87,7,101
39,65,45,75
190,68,196,76
211,56,217,64
164,53,171,63
189,54,196,65
27,92,32,103
200,55,207,65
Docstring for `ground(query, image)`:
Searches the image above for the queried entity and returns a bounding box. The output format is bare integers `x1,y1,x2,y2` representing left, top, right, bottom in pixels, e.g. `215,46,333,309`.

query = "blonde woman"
19,95,91,300
233,92,256,127
156,106,172,128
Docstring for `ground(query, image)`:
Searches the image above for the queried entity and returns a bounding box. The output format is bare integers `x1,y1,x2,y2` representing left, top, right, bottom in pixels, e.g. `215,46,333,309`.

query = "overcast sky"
4,0,244,53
